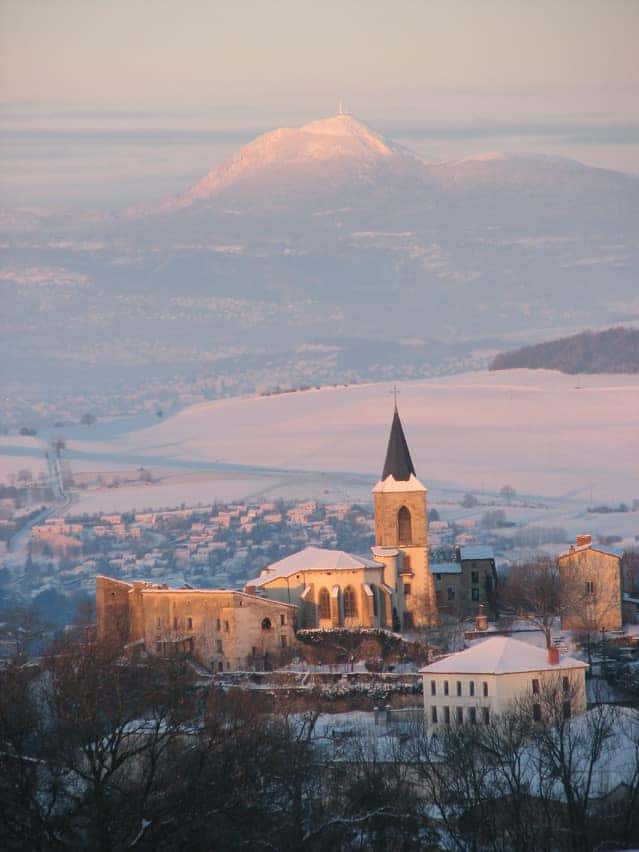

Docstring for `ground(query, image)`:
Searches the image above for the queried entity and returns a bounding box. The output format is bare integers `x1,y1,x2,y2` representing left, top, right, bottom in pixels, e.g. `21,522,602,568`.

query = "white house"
421,636,588,727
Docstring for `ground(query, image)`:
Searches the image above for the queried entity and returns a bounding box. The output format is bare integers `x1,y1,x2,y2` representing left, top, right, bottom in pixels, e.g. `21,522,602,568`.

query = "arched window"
261,617,272,630
343,586,357,618
398,506,412,545
318,588,331,619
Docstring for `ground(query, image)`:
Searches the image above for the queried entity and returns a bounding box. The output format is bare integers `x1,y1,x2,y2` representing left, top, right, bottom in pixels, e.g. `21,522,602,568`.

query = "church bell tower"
373,403,437,628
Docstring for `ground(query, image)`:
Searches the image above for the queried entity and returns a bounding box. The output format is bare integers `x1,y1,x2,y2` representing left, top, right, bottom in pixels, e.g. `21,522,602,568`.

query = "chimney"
245,585,257,596
475,604,488,632
548,646,560,666
575,534,592,548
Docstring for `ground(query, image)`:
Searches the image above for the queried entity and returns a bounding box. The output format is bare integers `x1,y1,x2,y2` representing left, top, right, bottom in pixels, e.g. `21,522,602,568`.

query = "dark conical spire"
381,406,416,481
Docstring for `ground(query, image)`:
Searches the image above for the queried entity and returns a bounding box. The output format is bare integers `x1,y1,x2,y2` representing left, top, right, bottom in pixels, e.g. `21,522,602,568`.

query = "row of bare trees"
2,634,639,851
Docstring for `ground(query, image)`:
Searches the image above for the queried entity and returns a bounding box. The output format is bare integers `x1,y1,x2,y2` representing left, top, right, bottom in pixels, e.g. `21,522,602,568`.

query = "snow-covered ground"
63,471,280,516
1,371,637,529
71,370,639,501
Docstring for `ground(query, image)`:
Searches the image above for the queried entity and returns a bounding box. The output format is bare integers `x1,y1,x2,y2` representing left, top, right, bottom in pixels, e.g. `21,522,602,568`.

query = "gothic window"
398,506,412,545
343,586,357,618
318,588,331,619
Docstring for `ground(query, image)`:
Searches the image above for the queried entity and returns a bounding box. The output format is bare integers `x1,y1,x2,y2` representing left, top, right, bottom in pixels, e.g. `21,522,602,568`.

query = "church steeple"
381,407,416,482
371,398,436,629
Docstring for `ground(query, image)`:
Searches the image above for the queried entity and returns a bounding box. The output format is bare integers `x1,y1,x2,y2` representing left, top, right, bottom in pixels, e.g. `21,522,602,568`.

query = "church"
245,404,438,630
96,405,439,672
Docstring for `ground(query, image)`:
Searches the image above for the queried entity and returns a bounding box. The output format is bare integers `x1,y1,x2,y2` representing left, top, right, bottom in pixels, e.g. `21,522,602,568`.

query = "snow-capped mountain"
3,111,639,417
123,112,636,220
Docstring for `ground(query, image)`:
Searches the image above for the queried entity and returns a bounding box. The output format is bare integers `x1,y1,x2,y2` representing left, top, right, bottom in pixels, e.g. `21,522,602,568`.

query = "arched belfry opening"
398,505,412,545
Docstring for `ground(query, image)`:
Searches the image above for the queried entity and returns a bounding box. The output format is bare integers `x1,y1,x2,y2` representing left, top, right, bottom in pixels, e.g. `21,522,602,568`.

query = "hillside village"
2,404,639,850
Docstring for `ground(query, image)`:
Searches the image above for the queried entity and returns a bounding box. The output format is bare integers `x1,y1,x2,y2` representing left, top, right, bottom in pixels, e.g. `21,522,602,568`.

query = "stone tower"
373,405,438,628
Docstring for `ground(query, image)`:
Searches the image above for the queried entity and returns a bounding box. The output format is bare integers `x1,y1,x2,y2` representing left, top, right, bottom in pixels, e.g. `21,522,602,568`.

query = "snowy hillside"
63,370,639,503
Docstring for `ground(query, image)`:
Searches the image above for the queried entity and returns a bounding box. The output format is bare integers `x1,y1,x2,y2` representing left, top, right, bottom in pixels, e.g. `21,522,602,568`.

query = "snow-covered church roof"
421,636,587,676
373,405,426,493
247,546,382,587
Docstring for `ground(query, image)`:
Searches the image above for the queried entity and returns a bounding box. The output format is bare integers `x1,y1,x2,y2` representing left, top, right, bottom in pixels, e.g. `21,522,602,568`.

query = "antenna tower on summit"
338,99,349,116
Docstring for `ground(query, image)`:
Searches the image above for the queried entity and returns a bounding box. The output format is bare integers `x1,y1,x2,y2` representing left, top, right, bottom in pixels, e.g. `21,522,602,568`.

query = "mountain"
125,113,636,220
490,327,639,374
3,112,639,426
125,113,430,218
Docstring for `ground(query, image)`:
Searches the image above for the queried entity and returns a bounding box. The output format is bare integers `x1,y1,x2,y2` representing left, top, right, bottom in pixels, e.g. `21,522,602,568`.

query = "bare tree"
500,557,588,648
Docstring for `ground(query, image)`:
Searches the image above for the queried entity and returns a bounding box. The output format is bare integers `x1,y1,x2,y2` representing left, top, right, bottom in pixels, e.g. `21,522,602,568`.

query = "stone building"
246,404,438,630
372,405,438,628
431,546,497,615
245,546,403,629
558,534,624,632
96,576,296,671
421,636,588,727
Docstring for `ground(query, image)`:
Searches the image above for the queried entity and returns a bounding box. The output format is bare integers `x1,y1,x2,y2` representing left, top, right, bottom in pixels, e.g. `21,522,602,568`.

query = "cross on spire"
390,385,400,410
381,401,416,482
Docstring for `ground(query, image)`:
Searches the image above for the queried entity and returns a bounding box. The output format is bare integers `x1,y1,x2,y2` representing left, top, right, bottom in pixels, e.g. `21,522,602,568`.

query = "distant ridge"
490,327,639,374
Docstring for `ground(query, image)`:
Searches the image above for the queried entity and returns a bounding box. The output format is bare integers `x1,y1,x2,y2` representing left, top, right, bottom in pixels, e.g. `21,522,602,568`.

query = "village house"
558,534,624,632
421,635,588,727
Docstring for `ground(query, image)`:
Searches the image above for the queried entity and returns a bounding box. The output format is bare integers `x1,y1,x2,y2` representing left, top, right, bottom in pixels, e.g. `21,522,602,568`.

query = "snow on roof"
248,546,382,587
371,546,400,557
372,473,426,493
459,545,494,561
558,542,624,560
421,636,587,676
432,562,462,575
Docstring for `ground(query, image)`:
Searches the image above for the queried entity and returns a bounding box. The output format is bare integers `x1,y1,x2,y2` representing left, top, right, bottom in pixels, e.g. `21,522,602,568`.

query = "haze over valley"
2,112,639,432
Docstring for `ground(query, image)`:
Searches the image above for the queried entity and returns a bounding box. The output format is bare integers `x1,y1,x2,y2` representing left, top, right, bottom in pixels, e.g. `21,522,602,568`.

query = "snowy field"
69,370,639,502
0,436,47,483
1,371,637,533
63,472,281,516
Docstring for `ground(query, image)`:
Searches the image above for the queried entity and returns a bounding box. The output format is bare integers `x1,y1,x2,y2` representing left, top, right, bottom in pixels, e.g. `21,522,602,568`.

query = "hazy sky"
1,0,639,207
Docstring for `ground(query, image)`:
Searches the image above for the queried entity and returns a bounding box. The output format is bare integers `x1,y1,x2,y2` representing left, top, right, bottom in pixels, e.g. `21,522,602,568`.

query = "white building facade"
421,636,588,727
